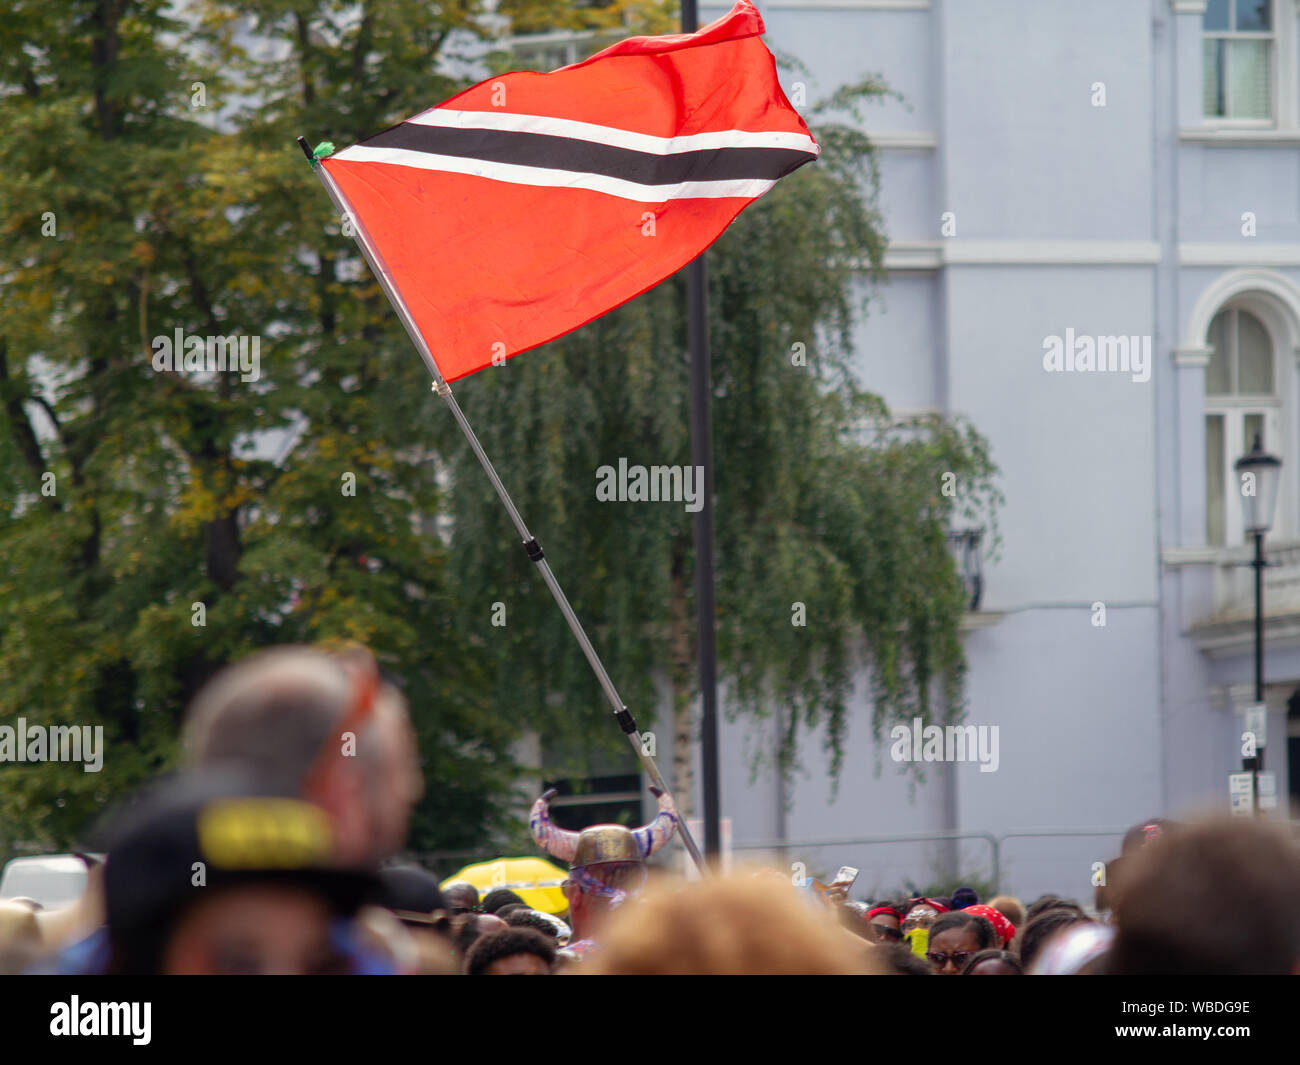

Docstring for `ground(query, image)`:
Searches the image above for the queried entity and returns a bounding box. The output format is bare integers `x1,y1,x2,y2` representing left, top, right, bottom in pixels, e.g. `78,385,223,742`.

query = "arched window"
1206,306,1278,545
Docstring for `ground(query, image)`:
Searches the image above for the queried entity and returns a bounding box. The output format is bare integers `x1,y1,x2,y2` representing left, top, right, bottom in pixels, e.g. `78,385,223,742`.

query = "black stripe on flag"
362,123,816,185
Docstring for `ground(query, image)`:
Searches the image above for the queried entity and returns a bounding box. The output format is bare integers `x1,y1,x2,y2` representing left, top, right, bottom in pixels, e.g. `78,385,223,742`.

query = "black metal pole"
681,0,721,861
1255,531,1264,704
688,256,721,861
1253,530,1265,812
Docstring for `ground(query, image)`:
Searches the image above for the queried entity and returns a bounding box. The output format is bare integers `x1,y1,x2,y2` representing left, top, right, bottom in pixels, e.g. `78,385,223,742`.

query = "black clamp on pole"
523,537,545,562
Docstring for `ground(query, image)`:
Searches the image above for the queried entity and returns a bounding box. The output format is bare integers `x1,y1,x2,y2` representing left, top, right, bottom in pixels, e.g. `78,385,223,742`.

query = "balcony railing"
1207,539,1300,624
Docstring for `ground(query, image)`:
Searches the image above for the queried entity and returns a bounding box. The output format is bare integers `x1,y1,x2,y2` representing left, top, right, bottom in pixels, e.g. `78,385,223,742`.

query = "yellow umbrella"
443,856,569,915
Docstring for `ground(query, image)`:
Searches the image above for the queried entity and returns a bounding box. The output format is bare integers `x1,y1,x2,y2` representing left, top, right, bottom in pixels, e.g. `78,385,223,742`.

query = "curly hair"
464,926,556,976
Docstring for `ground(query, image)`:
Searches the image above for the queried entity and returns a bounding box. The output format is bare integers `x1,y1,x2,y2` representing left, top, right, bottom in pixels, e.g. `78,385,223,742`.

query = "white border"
1180,243,1300,266
880,241,1163,270
404,109,820,156
868,131,938,150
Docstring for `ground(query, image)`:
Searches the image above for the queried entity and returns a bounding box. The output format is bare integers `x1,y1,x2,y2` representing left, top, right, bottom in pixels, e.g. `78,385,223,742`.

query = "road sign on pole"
1229,772,1255,817
1243,704,1268,749
1258,771,1278,811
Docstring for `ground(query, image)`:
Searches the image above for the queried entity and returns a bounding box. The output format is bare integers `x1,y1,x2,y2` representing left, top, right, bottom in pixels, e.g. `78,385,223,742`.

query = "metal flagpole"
299,138,707,872
681,0,723,862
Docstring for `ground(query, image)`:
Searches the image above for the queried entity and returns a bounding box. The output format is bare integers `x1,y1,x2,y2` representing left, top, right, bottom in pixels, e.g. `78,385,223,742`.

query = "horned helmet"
529,786,678,870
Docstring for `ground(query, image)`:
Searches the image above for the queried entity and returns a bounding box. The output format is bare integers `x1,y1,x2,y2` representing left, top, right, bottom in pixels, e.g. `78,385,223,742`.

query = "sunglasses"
873,925,903,942
300,646,380,802
564,865,647,905
927,950,974,968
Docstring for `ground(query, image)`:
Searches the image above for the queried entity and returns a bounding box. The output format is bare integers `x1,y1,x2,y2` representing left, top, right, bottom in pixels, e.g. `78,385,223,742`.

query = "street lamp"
1234,433,1282,812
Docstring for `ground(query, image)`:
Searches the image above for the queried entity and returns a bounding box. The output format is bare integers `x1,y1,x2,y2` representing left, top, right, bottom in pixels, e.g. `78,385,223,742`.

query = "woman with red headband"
863,902,904,943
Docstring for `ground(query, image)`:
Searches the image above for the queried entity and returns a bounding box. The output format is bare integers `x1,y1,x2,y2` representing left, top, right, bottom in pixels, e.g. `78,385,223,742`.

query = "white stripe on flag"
330,145,778,201
404,108,820,158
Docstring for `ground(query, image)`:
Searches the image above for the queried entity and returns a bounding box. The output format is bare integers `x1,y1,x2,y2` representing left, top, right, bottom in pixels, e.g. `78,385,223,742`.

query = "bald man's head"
182,646,423,862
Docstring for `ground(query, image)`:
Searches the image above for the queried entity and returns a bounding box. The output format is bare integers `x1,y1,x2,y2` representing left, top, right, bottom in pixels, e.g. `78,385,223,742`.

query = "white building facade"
668,0,1300,903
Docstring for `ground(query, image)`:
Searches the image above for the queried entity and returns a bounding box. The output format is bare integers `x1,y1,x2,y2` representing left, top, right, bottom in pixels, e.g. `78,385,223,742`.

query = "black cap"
377,865,446,920
96,768,377,944
1121,817,1176,856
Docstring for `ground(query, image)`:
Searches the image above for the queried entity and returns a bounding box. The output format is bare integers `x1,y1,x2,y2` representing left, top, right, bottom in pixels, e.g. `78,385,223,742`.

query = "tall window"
1206,307,1278,544
1203,0,1275,121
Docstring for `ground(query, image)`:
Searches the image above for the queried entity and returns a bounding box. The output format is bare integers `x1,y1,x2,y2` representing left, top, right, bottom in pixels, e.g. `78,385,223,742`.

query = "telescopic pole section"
299,137,707,871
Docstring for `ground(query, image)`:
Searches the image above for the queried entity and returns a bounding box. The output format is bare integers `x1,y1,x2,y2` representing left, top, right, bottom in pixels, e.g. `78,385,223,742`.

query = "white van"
0,855,90,909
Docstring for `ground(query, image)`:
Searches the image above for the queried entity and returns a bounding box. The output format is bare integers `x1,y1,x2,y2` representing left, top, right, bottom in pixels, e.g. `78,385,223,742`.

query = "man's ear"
308,758,362,811
307,762,368,858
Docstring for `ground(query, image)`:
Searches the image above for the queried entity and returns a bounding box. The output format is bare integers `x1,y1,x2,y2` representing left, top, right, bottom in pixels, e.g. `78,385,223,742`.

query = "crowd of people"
1,643,1298,976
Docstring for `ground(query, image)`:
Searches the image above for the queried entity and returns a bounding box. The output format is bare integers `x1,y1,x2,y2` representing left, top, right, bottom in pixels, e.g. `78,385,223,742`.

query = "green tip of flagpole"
312,141,336,160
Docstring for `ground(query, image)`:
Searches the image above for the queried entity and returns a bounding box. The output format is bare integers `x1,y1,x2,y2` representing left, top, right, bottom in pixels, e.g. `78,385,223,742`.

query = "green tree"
0,0,574,852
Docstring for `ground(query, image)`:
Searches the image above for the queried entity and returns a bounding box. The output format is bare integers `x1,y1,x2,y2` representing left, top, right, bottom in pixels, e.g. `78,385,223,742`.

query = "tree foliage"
0,0,998,856
0,0,530,850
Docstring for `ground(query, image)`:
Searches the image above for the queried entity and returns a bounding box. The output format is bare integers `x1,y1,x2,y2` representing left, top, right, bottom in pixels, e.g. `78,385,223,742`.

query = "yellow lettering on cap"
197,799,333,869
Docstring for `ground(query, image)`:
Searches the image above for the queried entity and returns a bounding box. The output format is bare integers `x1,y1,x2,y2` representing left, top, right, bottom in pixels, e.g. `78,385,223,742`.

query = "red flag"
320,0,818,382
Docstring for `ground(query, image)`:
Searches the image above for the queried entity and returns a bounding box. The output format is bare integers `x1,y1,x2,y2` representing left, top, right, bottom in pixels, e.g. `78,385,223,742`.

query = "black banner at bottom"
2,974,1292,1051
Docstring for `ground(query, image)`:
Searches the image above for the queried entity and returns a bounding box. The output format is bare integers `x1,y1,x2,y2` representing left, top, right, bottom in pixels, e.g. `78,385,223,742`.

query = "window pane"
1245,412,1264,452
1236,0,1272,32
1208,414,1226,545
1229,40,1271,119
1204,39,1226,116
1237,309,1273,392
1206,312,1231,394
1204,0,1230,31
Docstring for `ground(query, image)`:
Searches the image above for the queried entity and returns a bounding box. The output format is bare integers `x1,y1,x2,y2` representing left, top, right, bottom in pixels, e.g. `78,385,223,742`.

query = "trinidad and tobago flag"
318,0,819,382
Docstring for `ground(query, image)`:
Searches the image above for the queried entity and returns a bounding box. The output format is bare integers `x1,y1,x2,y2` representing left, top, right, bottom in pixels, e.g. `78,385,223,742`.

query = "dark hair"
505,908,562,939
882,944,933,975
453,913,497,959
441,881,479,913
1018,910,1091,971
1025,895,1085,922
495,902,527,920
480,888,526,915
464,926,556,976
961,948,1022,975
1111,818,1300,975
929,911,995,950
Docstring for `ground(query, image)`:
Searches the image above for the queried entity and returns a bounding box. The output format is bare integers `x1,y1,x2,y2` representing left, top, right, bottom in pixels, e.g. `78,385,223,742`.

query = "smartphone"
831,866,859,888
